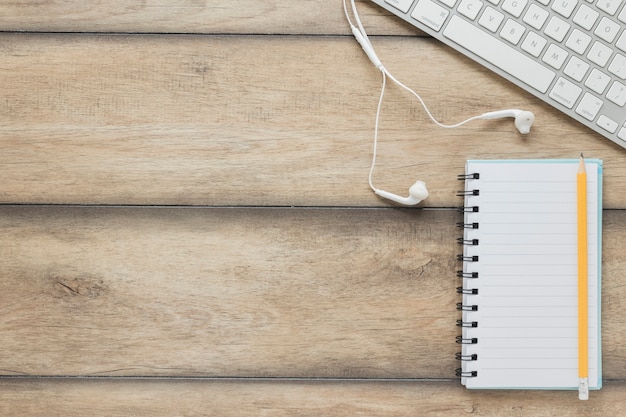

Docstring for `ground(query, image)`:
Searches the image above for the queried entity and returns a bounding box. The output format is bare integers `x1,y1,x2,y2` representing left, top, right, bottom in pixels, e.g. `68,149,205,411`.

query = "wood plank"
1,206,625,379
2,34,626,207
0,0,415,35
0,378,624,416
0,206,458,378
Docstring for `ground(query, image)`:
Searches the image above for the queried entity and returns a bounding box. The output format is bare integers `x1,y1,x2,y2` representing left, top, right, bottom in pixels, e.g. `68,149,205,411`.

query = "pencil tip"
580,153,584,159
578,154,586,173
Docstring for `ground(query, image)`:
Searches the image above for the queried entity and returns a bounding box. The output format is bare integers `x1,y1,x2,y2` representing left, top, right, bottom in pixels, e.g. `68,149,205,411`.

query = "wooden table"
2,1,626,415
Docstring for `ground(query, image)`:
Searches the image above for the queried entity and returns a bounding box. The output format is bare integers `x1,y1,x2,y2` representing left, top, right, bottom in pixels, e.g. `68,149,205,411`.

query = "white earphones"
374,180,429,206
480,109,536,134
343,0,535,206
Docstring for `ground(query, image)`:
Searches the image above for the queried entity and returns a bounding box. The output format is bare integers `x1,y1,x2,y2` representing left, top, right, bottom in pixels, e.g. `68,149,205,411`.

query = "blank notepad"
456,159,602,390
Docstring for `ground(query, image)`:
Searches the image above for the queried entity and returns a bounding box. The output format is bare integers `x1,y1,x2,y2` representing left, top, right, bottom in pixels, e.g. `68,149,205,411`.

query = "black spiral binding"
455,170,480,380
456,303,478,311
456,369,478,377
457,221,479,229
457,173,480,180
455,335,478,344
456,352,478,361
456,319,478,328
456,189,480,196
457,238,479,246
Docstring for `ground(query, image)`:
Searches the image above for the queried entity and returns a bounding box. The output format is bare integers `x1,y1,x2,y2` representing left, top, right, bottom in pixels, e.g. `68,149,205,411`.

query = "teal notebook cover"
458,159,602,390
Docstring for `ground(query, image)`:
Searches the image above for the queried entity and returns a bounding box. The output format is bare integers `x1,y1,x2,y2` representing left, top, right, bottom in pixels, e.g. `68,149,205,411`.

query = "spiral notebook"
456,159,603,390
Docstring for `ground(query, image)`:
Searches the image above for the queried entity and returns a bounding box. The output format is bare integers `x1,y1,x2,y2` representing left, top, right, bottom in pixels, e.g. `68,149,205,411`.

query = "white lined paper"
459,160,602,390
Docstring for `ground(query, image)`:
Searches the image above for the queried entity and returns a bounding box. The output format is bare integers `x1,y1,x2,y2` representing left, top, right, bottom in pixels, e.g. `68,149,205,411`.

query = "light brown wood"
0,206,457,378
0,0,415,35
2,34,626,207
1,379,624,417
3,0,626,414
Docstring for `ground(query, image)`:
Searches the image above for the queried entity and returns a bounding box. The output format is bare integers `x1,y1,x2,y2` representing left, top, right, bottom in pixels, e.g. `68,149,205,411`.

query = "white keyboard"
371,0,626,148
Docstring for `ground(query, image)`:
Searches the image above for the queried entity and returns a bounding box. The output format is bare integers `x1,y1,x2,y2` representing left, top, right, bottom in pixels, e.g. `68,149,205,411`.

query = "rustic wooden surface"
1,0,625,415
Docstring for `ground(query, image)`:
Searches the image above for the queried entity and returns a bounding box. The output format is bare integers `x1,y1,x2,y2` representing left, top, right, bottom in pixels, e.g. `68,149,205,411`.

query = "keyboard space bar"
442,16,555,94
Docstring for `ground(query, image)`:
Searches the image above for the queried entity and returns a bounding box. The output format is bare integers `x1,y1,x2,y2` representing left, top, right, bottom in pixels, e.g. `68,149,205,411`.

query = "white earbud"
374,180,429,206
480,109,535,134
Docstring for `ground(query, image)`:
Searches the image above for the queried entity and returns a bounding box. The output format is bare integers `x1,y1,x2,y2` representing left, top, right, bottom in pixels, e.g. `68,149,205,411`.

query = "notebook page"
459,160,602,390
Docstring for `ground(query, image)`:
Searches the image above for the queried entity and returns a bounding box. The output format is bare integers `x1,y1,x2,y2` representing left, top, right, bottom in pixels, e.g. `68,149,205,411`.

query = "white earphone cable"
369,70,386,193
345,0,483,130
344,0,484,193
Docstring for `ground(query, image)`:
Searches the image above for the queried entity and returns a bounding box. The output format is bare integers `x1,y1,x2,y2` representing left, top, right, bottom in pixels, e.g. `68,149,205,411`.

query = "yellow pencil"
577,154,589,400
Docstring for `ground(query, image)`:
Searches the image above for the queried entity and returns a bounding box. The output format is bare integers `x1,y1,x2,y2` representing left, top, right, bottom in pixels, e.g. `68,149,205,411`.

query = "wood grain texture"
2,34,626,207
1,206,625,380
0,206,458,378
1,379,625,417
0,0,414,35
3,0,626,413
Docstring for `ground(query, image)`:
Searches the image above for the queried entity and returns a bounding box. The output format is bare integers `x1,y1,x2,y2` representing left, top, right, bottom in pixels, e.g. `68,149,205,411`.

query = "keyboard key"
551,0,577,18
608,54,626,79
576,93,604,121
502,0,527,18
385,0,416,13
606,81,626,106
543,44,568,69
549,77,582,108
458,0,484,20
584,68,611,94
544,16,570,42
595,17,620,43
442,15,556,93
566,28,592,55
617,32,626,53
619,5,626,24
479,7,504,32
411,0,449,31
564,56,590,82
588,41,612,67
523,4,549,30
521,31,548,57
597,0,621,16
573,4,599,30
597,115,618,133
500,19,525,44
